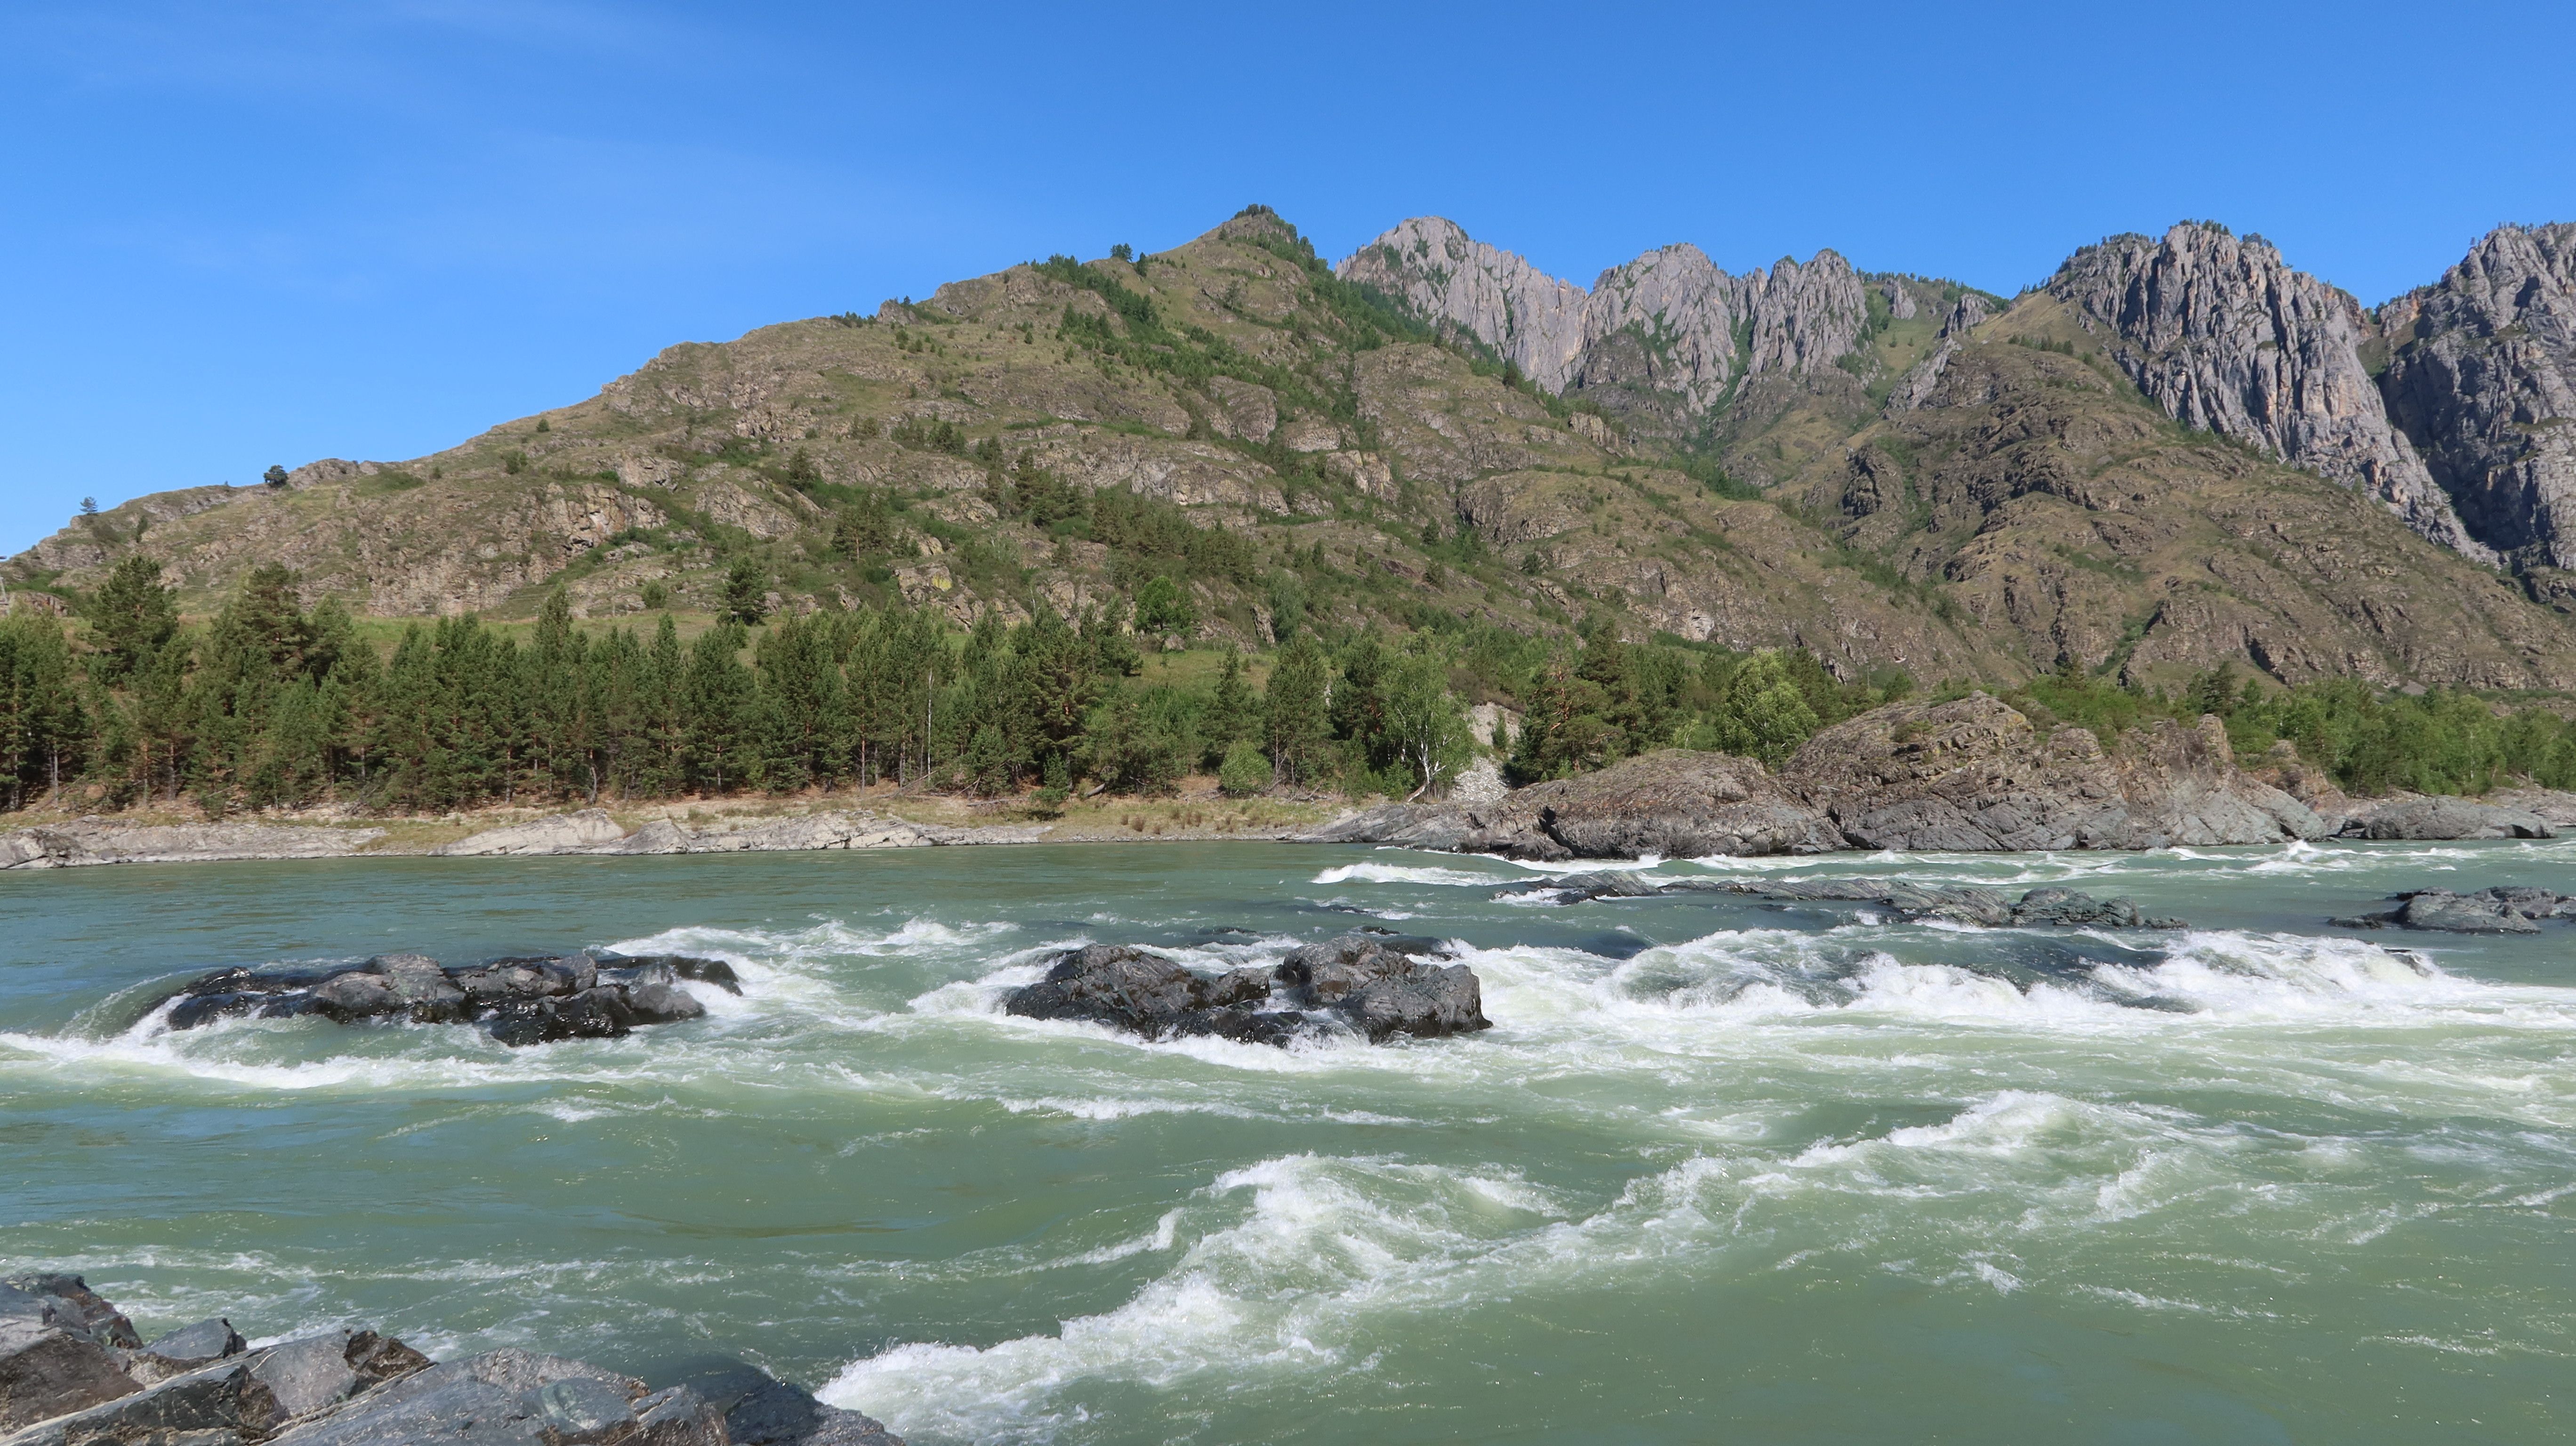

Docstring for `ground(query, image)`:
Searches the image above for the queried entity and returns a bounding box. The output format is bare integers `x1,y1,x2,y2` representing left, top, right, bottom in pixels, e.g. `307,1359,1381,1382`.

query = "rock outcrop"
2332,886,2573,933
0,1275,896,1446
2047,223,2492,560
1780,695,2324,851
1313,749,1841,860
428,809,628,856
1336,217,1868,428
0,819,384,869
153,949,739,1046
2377,223,2576,567
2334,793,2555,840
1004,933,1489,1045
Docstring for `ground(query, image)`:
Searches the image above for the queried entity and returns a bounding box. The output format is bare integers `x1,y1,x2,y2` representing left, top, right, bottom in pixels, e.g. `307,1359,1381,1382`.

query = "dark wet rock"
1314,749,1842,860
1006,933,1489,1046
0,1279,140,1431
1697,879,2184,929
2335,794,2556,840
2333,886,2568,932
628,1384,727,1446
153,949,728,1048
1495,871,1663,904
128,1318,244,1384
260,1348,636,1446
722,1375,901,1446
4,1358,278,1446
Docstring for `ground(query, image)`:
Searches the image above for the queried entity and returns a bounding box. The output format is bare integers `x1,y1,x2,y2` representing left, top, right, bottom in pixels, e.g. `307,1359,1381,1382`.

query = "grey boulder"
1005,933,1490,1046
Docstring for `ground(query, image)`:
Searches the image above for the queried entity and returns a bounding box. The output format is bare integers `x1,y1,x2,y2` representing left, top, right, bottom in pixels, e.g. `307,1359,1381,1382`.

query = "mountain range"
10,206,2575,691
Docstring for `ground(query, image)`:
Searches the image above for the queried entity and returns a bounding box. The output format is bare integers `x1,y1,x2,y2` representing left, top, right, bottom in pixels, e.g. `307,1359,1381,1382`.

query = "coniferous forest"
7,554,2576,818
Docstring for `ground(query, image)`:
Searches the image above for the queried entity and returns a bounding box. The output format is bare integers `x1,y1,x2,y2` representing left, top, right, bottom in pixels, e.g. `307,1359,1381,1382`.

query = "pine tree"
1203,644,1262,768
85,555,180,685
1264,634,1331,785
684,621,758,794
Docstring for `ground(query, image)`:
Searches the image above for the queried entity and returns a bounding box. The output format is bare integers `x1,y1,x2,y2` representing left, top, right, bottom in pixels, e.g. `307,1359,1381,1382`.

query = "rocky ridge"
1335,216,1871,430
2376,223,2576,570
2043,223,2490,559
0,1272,897,1446
15,207,2576,694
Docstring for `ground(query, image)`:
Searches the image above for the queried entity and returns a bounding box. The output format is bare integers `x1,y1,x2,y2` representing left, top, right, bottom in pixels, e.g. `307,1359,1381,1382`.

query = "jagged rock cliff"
2045,224,2492,562
2376,223,2576,570
1336,217,1868,430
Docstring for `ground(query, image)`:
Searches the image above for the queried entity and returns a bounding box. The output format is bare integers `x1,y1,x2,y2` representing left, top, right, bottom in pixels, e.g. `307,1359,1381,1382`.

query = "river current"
5,840,2572,1442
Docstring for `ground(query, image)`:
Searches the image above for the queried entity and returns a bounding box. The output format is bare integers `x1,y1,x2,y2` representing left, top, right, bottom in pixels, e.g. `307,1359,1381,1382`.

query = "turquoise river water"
4,839,2573,1443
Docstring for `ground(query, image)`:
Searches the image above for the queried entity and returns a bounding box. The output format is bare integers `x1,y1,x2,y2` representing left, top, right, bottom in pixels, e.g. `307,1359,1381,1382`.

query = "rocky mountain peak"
2375,223,2576,567
1337,218,1873,429
1335,217,1591,391
2046,223,2493,562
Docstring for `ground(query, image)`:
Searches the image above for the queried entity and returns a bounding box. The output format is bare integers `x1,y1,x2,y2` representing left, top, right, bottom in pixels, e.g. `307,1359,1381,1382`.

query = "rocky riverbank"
8,695,2574,871
1319,694,2576,860
0,1272,899,1445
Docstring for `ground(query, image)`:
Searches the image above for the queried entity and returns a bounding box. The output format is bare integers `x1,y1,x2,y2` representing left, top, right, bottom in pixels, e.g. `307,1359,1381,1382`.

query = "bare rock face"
1780,694,2324,851
1336,217,1868,428
2377,224,2576,567
2047,223,2492,561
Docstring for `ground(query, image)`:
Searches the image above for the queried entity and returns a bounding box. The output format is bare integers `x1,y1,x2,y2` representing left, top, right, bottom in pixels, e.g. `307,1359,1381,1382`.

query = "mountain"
10,206,2576,691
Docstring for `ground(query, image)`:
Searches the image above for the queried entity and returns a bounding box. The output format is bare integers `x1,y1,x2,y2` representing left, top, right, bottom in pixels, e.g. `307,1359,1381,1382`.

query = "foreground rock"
1781,696,2325,851
0,1273,897,1446
1005,933,1490,1045
2332,886,2574,933
0,819,383,870
1314,750,1842,860
154,950,741,1046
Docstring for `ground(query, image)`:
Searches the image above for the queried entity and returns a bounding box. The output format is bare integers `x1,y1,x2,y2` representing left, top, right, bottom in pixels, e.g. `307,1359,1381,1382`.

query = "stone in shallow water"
153,950,732,1048
1004,932,1490,1046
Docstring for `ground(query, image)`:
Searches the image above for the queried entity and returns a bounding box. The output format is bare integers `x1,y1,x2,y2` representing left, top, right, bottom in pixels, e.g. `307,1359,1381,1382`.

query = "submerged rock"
0,1277,894,1446
1005,933,1490,1046
153,949,738,1047
1690,879,2185,928
2332,886,2572,932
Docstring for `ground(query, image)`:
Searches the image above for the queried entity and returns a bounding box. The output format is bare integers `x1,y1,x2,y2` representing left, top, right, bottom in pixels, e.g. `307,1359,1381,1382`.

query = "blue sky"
4,0,2570,555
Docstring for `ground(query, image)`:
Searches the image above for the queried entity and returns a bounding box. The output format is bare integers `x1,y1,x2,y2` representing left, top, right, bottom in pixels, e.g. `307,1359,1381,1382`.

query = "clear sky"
4,0,2569,556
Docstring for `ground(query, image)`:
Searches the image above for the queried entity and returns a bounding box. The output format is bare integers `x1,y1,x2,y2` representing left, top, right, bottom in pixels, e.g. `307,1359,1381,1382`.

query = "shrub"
1218,739,1269,796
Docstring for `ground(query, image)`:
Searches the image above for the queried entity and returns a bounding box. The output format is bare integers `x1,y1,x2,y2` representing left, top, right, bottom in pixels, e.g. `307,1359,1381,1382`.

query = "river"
4,839,2571,1442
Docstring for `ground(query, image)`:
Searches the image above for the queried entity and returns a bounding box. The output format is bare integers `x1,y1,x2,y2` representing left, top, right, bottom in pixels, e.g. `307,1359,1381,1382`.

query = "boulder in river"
2334,794,2556,840
1670,879,2186,928
2332,886,2572,932
155,950,740,1047
1005,932,1491,1045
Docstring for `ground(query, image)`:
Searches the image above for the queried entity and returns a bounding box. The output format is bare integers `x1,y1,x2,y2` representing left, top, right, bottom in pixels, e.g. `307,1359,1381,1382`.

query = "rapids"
5,839,2572,1441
